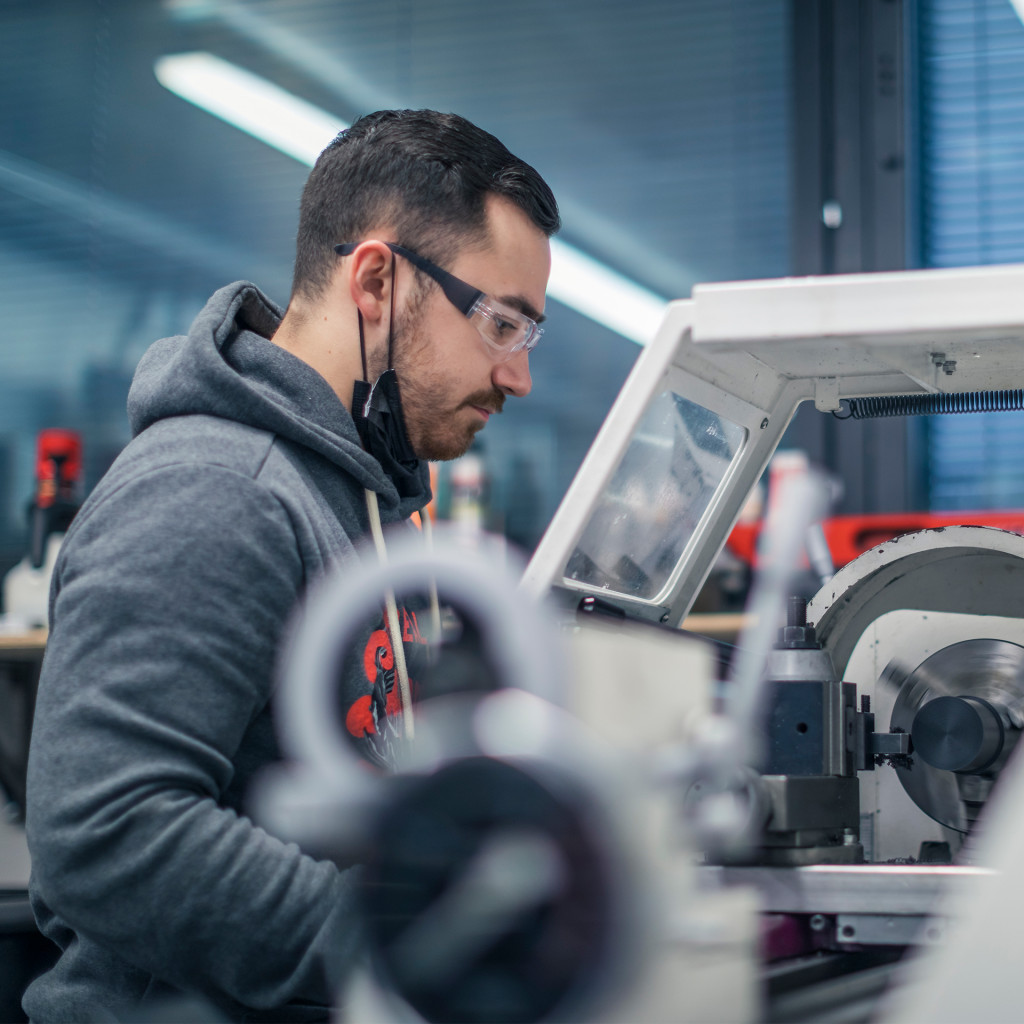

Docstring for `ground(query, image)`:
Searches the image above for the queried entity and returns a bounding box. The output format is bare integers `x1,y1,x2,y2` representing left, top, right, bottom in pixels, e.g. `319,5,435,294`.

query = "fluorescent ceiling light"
548,239,667,345
155,51,670,344
155,52,344,164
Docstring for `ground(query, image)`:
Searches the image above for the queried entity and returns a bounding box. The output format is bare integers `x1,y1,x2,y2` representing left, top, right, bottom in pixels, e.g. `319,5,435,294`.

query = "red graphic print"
345,608,426,740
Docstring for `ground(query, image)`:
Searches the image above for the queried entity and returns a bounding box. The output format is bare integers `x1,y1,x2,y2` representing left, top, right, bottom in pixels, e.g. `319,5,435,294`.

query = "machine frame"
524,263,1024,627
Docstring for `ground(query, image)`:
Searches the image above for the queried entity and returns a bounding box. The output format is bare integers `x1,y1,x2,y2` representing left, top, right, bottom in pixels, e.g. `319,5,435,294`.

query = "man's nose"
493,348,532,398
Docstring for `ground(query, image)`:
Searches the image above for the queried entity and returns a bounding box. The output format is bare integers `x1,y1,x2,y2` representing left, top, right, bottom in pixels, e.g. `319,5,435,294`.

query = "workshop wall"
0,0,792,581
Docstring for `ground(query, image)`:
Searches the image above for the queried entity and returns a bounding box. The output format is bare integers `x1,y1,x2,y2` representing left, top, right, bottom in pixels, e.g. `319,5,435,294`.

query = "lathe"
263,263,1024,1022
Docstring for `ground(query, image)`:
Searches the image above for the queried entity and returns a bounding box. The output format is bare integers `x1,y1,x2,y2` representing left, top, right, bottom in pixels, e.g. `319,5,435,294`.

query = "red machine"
727,510,1024,572
28,429,82,569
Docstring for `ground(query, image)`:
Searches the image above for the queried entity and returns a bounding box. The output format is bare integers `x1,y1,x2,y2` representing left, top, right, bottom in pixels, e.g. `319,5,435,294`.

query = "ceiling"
0,0,791,547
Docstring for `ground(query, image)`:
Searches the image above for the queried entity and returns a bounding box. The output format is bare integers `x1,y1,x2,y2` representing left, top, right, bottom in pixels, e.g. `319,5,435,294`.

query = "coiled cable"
836,390,1024,419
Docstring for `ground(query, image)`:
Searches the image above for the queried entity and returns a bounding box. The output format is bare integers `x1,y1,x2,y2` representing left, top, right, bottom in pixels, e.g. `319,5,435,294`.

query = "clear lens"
470,299,542,360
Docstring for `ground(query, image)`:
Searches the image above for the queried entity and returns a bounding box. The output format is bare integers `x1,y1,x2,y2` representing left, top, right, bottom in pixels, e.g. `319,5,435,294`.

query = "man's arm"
26,461,359,1010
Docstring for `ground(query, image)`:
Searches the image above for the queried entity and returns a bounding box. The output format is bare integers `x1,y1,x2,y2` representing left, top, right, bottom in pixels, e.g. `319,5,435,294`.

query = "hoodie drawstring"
417,506,443,645
364,487,414,739
363,491,443,742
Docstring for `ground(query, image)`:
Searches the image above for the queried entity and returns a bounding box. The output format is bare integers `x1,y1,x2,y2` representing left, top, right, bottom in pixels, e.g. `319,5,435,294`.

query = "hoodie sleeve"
26,460,359,1011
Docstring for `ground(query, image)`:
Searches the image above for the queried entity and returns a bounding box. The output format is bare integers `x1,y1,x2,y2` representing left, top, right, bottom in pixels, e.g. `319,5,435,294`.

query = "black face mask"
352,369,422,498
348,250,423,498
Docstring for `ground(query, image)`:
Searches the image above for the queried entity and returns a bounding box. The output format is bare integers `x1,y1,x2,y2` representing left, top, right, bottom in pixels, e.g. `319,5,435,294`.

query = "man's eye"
493,315,518,337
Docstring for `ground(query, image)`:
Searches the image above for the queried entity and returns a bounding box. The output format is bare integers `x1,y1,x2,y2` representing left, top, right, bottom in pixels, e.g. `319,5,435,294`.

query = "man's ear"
345,240,395,324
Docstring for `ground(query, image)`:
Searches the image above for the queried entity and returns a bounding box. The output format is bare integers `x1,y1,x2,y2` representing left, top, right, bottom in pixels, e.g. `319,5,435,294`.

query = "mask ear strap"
387,252,397,370
357,310,369,382
340,242,388,381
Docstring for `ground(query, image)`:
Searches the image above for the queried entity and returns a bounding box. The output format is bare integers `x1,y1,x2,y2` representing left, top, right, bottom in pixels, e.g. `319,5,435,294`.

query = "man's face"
390,196,551,462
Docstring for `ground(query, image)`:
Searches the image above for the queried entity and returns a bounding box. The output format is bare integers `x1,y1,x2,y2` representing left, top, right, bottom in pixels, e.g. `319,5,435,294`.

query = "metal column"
787,0,920,514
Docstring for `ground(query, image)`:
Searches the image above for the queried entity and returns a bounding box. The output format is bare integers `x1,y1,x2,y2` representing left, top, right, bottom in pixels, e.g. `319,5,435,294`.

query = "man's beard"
388,321,505,462
401,371,505,461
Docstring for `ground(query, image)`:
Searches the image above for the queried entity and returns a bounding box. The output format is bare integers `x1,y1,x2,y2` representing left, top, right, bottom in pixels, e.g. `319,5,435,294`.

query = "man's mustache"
463,389,505,415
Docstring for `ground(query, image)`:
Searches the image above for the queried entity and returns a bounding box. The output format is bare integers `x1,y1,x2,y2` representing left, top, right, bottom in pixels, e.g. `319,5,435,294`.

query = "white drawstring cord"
418,507,443,647
364,488,415,739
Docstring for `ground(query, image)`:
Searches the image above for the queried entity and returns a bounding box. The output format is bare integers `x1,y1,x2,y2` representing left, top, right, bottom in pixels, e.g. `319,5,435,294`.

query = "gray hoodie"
23,281,431,1022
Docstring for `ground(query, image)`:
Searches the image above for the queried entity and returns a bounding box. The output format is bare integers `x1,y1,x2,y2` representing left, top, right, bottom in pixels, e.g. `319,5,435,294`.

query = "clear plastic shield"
563,390,746,601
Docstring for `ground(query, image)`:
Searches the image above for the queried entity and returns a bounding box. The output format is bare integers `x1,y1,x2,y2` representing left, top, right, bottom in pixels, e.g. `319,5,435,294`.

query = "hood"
127,281,431,515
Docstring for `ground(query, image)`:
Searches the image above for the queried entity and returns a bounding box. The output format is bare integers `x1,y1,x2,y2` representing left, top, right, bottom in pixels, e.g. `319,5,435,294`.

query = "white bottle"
2,534,63,630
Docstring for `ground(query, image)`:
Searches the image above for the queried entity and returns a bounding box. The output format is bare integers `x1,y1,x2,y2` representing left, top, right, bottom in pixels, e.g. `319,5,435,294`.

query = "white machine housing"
524,263,1024,627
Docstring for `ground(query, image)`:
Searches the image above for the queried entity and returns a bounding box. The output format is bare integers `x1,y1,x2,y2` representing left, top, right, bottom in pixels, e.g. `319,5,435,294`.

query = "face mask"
352,369,422,498
347,249,424,497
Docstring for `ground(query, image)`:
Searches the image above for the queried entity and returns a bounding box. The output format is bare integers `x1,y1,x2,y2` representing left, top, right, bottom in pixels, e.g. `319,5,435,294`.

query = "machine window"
563,391,746,601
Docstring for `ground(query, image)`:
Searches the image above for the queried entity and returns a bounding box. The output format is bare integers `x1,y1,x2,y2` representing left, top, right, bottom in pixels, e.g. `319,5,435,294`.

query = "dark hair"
291,109,560,301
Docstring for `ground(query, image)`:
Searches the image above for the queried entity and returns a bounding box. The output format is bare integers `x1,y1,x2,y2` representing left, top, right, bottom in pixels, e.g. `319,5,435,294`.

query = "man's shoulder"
124,414,277,475
73,416,292,532
80,414,366,543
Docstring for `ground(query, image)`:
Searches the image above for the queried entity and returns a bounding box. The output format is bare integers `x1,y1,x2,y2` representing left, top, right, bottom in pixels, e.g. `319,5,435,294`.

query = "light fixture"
154,52,345,165
547,239,668,346
155,52,671,344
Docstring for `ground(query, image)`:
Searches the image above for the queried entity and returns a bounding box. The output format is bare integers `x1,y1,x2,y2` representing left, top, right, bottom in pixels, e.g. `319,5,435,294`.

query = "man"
23,109,558,1022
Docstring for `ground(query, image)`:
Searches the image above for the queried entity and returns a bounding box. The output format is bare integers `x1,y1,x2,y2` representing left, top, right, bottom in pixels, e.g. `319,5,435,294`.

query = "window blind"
919,0,1024,510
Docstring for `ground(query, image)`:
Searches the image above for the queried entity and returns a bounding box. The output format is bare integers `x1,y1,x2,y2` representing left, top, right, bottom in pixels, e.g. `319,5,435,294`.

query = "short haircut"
291,109,560,301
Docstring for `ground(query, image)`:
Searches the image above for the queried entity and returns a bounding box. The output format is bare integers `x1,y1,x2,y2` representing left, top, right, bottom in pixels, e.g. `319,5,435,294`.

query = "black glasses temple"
334,241,482,316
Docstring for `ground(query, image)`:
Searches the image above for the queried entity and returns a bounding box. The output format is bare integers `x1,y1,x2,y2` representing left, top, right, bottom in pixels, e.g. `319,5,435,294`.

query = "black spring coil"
841,390,1024,419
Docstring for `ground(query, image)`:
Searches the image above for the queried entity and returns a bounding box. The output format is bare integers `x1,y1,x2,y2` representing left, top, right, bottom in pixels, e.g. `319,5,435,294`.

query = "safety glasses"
335,241,543,361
